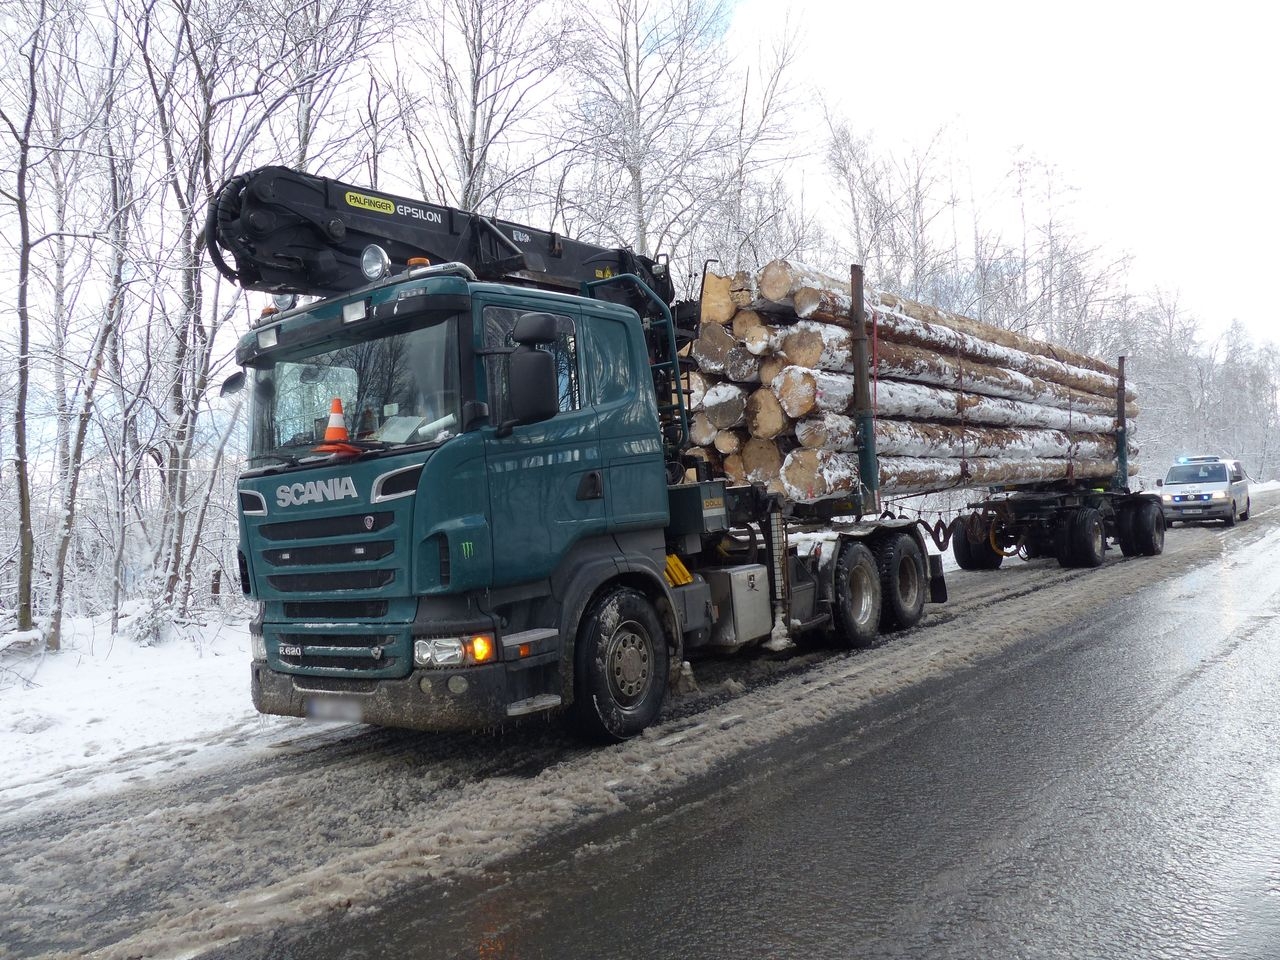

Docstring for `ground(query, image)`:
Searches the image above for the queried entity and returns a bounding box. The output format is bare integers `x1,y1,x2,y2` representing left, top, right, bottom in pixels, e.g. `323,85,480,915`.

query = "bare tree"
384,0,569,213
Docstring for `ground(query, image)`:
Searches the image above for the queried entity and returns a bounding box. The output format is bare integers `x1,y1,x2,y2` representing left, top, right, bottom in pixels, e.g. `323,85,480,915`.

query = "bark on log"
781,451,1127,500
744,387,792,440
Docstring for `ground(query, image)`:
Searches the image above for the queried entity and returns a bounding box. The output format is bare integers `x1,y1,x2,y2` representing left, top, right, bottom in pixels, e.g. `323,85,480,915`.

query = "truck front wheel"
876,533,926,632
571,587,669,743
832,541,882,649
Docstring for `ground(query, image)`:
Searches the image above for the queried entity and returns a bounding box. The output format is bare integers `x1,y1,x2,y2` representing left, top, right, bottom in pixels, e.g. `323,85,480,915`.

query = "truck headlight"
414,634,496,667
251,634,267,661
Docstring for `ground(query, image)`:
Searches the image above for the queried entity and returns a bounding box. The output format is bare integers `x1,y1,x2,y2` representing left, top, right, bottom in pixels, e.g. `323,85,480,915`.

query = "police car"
1157,455,1251,526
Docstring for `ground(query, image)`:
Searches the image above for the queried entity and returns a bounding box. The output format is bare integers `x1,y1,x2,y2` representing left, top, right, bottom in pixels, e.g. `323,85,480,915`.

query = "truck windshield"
1165,462,1227,484
247,316,461,463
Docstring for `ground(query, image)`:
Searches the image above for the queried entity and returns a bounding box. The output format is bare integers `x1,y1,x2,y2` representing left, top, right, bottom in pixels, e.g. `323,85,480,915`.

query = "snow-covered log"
702,382,749,429
691,322,760,384
781,451,1128,500
794,416,1123,460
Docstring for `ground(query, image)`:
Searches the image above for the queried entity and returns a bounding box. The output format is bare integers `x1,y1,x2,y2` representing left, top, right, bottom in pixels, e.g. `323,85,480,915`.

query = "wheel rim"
1089,523,1104,559
848,562,876,627
896,555,920,608
605,619,653,707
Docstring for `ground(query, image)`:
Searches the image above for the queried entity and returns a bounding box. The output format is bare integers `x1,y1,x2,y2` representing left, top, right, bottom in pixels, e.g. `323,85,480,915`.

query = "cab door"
480,300,606,588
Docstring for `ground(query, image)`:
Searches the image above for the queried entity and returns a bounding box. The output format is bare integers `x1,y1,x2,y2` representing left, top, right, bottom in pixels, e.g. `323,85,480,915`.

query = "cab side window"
483,306,579,423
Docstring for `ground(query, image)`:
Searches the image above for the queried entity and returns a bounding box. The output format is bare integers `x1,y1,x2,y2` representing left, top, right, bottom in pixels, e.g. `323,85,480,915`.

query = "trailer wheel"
1054,511,1077,567
571,587,668,743
1116,507,1140,557
1133,501,1165,556
1070,507,1106,568
832,541,883,649
876,533,926,632
953,518,1003,570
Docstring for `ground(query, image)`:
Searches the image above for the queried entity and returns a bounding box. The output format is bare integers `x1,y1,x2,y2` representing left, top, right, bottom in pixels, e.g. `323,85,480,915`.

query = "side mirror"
220,371,246,397
496,346,558,437
1156,478,1163,487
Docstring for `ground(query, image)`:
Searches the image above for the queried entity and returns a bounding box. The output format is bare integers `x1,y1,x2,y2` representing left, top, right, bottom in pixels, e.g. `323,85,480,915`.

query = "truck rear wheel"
1116,507,1140,557
876,533,926,632
832,541,882,649
571,587,668,743
1070,507,1106,568
952,518,1003,571
1134,501,1165,556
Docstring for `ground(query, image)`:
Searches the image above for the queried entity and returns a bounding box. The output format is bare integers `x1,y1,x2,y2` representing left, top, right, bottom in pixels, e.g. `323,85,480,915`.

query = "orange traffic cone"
313,398,359,454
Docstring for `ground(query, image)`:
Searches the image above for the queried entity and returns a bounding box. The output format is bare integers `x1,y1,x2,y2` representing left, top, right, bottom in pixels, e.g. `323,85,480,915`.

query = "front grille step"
259,512,393,541
263,541,393,566
283,600,389,619
267,570,394,592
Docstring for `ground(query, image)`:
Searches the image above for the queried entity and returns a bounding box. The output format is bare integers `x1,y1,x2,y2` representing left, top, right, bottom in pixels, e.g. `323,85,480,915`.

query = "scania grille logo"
364,515,375,531
275,476,358,508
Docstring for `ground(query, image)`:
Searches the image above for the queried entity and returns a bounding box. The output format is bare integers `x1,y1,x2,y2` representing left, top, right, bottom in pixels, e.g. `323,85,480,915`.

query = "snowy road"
2,493,1278,959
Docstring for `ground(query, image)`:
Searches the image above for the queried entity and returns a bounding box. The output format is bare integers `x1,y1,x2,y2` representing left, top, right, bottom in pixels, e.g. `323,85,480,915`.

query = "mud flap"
927,554,948,603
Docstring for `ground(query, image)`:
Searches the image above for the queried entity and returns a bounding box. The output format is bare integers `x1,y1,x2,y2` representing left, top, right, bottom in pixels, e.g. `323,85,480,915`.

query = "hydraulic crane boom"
205,166,676,315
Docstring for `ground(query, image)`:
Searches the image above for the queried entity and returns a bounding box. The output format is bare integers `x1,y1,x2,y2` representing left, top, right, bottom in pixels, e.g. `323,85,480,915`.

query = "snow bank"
0,617,295,805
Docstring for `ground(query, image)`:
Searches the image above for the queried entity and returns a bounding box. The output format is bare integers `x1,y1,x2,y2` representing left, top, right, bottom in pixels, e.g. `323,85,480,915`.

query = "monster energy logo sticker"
460,541,475,560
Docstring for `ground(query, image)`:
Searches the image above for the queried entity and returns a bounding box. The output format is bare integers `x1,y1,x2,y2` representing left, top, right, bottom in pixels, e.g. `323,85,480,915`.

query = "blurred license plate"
1183,509,1203,515
305,697,363,722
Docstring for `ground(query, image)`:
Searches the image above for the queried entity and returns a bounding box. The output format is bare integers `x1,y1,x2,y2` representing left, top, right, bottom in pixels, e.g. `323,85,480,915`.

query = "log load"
692,263,1139,503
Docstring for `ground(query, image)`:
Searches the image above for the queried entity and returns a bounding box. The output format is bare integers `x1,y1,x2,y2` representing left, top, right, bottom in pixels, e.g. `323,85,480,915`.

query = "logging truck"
210,167,1155,742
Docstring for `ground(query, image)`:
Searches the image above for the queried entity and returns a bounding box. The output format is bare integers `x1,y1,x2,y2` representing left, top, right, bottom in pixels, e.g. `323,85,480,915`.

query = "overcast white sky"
736,0,1278,346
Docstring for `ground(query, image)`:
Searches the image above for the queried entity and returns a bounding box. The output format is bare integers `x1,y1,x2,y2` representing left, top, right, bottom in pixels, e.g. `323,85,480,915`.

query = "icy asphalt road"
2,494,1279,959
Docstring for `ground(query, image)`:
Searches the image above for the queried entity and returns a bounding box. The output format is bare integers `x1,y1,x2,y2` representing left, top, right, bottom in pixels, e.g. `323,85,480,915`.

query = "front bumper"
251,655,560,732
1163,501,1231,522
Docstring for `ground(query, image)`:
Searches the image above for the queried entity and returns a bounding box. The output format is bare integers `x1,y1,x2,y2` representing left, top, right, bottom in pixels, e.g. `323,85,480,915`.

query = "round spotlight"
361,244,391,281
272,293,298,312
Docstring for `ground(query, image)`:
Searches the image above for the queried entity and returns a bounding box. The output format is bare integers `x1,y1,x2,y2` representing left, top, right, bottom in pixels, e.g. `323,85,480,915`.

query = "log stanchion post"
1113,355,1128,491
850,265,879,515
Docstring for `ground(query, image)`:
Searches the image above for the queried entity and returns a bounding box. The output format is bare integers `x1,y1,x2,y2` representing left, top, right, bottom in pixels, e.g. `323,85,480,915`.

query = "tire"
1240,498,1251,521
952,518,1004,571
1070,507,1106,568
1116,507,1139,557
1133,501,1165,556
1054,510,1077,568
875,533,926,632
831,541,882,649
1224,501,1237,527
571,587,668,743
